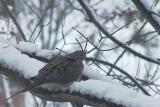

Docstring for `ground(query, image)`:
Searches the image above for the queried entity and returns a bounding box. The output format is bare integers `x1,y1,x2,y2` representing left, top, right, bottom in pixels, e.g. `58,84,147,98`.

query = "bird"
6,50,86,100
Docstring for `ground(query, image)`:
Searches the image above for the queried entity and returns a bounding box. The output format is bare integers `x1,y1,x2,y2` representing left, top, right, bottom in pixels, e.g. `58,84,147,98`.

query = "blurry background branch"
132,0,160,35
77,0,160,65
0,0,26,41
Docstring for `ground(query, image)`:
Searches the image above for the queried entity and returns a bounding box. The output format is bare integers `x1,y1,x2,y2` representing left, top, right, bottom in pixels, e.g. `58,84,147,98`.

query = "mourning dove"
6,50,86,100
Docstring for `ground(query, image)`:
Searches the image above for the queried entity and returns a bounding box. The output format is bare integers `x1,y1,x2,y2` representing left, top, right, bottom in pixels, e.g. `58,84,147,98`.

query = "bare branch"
76,0,160,65
132,0,160,35
0,0,27,41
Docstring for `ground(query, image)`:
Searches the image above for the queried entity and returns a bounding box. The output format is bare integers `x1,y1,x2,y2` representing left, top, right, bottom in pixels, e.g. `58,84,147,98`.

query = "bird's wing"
45,60,83,84
37,57,67,78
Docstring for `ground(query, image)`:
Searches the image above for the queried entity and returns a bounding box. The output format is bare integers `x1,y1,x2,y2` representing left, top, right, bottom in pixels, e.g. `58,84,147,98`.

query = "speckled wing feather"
35,56,83,84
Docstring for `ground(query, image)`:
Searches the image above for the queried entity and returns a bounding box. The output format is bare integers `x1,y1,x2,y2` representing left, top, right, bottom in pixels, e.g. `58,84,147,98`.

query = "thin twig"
132,0,160,35
108,50,127,75
86,57,150,96
0,0,27,41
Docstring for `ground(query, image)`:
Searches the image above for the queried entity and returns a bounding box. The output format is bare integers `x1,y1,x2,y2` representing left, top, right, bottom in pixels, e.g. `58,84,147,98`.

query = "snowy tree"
0,0,160,107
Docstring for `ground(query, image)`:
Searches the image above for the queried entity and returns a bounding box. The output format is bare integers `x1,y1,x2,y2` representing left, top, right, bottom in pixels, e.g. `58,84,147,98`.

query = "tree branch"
76,0,160,65
0,0,27,41
131,0,160,35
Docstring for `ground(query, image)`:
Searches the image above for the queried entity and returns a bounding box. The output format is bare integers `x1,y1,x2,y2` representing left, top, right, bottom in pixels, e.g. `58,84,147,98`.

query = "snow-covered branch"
0,36,150,95
0,37,160,107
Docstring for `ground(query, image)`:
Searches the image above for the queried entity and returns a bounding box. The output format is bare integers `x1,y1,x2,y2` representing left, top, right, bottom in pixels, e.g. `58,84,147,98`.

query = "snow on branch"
0,44,45,78
0,37,160,107
70,80,160,107
0,36,58,60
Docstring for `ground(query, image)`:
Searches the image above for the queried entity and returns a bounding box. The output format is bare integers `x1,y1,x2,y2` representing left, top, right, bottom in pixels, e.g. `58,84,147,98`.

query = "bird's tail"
6,81,41,101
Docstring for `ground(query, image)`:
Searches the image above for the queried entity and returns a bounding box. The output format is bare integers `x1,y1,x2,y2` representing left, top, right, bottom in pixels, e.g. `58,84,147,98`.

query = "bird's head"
68,50,86,61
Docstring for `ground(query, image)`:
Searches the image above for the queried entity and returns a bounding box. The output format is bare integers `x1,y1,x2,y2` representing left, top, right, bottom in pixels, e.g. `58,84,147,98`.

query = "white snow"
18,41,40,54
0,36,40,54
0,36,59,59
36,49,60,60
70,79,160,107
83,65,116,83
0,42,46,78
